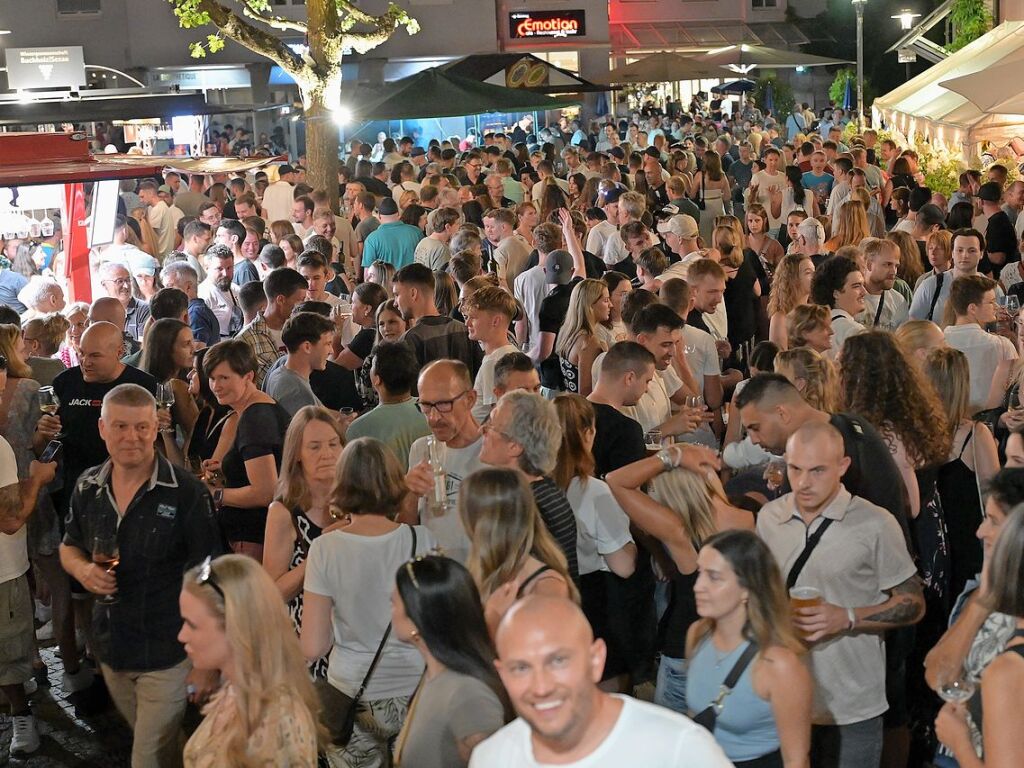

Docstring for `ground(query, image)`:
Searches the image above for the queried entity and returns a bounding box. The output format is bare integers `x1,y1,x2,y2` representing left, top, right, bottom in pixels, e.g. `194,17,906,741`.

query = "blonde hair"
330,437,408,518
926,230,953,269
894,320,943,362
555,279,609,359
776,347,839,412
649,467,719,547
923,347,971,432
767,254,812,316
712,226,743,268
459,468,578,603
275,406,346,512
786,302,830,350
886,229,924,286
0,324,33,378
827,199,870,251
182,555,324,763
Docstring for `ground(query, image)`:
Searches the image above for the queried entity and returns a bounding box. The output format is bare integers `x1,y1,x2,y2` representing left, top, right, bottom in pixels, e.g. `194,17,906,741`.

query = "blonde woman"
263,406,346,680
767,254,815,350
886,229,925,294
555,278,612,397
686,530,812,767
459,467,576,635
785,304,834,355
924,348,1000,598
823,199,870,253
268,220,296,245
746,204,785,291
775,347,839,412
606,443,753,713
895,320,946,370
180,554,322,767
515,202,538,247
920,229,953,290
58,300,89,368
690,151,732,245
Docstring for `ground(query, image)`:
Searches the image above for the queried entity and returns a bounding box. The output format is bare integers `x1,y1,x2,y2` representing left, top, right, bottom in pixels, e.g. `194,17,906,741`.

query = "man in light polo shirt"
655,214,702,283
758,422,923,768
944,273,1018,413
360,197,423,274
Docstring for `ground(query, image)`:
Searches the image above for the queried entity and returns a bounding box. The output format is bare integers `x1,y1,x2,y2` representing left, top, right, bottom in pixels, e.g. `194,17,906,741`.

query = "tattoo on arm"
862,575,924,625
0,484,22,523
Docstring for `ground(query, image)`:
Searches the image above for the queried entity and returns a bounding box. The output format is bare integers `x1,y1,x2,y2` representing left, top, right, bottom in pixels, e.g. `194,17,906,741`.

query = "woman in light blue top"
685,530,812,768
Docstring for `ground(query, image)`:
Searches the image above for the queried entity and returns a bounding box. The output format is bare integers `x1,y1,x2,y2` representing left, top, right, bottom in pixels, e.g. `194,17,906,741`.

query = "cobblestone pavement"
1,647,132,767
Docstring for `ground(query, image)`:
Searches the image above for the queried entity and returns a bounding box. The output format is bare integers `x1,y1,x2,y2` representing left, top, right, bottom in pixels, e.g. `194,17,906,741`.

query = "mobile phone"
39,440,62,463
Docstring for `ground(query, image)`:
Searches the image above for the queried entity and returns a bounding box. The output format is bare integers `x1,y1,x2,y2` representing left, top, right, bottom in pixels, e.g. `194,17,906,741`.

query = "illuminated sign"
509,10,586,39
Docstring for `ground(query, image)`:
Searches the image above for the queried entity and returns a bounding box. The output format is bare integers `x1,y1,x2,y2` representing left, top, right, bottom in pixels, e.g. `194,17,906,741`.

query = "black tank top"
659,568,699,660
937,427,985,597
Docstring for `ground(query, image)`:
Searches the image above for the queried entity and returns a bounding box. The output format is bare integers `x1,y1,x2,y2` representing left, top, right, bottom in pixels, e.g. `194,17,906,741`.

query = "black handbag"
692,641,759,731
315,525,417,746
695,172,707,211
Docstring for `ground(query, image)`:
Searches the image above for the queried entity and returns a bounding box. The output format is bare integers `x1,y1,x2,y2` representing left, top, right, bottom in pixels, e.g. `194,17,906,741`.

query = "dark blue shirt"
187,297,220,347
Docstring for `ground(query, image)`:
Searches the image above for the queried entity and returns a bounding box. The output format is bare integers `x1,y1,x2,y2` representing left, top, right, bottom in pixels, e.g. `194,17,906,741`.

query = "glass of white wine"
938,676,975,704
38,386,64,439
155,382,175,434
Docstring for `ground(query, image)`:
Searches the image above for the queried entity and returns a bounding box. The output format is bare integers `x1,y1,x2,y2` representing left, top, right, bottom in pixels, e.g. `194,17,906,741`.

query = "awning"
698,44,848,70
594,53,728,86
0,132,164,186
93,154,289,175
609,21,809,54
873,21,1024,152
0,92,214,127
439,54,609,94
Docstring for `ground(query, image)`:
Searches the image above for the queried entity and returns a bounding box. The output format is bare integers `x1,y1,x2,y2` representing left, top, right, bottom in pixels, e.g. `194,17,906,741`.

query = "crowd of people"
2,109,1024,768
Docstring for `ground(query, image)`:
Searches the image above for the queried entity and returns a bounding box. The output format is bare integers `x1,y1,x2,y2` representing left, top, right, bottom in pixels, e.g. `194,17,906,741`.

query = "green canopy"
347,68,578,120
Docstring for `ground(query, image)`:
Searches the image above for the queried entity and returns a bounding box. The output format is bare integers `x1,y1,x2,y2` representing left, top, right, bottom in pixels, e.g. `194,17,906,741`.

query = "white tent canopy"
872,21,1024,155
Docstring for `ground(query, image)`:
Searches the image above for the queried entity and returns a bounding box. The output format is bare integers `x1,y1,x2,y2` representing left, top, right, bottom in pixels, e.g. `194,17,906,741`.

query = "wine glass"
38,386,64,439
155,382,175,433
1006,294,1020,317
687,395,705,411
938,676,975,704
92,532,120,606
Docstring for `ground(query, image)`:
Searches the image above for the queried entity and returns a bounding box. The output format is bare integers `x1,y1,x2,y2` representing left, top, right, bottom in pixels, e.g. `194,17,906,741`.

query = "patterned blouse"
183,684,318,767
288,507,328,681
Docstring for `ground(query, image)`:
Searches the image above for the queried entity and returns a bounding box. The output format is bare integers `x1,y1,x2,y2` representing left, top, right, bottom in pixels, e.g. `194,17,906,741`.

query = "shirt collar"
776,485,853,525
84,454,179,493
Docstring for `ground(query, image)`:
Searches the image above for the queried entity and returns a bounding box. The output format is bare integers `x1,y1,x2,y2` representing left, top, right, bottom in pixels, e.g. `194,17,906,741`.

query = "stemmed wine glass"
38,386,64,440
92,530,120,606
155,382,175,434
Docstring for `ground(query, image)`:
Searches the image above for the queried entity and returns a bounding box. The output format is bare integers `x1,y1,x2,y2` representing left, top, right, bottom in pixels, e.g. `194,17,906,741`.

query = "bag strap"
928,272,944,322
970,422,985,512
785,518,835,590
872,290,886,327
351,525,418,704
708,642,760,716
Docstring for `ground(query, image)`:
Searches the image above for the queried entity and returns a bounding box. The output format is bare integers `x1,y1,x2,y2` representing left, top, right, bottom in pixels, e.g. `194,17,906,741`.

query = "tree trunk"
301,72,342,213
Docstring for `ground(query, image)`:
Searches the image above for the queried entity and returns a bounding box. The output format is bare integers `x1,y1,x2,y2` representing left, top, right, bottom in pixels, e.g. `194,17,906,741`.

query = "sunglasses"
195,556,225,601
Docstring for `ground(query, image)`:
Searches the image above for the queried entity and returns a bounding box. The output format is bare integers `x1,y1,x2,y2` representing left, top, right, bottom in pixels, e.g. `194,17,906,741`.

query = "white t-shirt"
829,308,865,359
473,343,520,423
469,695,733,768
514,266,552,355
748,170,786,230
198,279,239,337
304,524,435,699
944,323,1019,411
0,436,28,583
566,476,633,576
407,436,484,565
683,325,722,381
585,220,618,259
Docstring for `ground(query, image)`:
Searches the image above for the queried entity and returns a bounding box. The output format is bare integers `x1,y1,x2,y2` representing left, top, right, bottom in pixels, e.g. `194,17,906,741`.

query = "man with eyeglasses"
98,261,150,342
59,383,222,767
405,359,485,564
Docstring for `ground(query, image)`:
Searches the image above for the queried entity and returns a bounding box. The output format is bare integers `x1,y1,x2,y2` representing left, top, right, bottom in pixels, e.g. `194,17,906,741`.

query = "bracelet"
847,607,857,631
657,449,675,472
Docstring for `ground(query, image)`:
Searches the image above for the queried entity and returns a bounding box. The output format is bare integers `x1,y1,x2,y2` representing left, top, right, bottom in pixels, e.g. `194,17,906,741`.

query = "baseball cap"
601,187,624,206
644,146,661,159
410,146,426,157
609,146,625,160
656,214,699,240
278,164,295,176
917,204,946,228
378,197,399,216
543,249,574,285
128,251,161,277
157,184,172,195
978,181,1002,202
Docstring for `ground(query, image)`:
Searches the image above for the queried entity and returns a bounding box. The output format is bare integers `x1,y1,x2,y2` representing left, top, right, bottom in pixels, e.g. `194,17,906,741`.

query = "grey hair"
797,217,825,248
500,390,563,476
101,383,156,419
98,261,130,280
17,277,63,310
162,261,198,287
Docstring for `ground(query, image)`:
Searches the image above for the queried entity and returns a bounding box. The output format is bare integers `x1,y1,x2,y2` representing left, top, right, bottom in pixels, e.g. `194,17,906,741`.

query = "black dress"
936,428,985,601
723,257,760,368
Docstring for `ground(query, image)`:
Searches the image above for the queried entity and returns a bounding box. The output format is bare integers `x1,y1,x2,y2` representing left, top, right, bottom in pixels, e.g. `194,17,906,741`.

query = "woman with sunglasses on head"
263,406,346,681
179,554,322,767
58,301,90,369
391,555,508,768
301,437,435,767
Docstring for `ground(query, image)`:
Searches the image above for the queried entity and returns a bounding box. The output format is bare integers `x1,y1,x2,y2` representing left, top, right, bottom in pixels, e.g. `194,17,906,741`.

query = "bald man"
470,596,731,767
37,323,157,496
757,422,923,768
89,296,140,358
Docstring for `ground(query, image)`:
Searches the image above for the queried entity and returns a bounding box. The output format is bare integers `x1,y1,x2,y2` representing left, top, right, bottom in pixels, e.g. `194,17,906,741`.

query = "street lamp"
891,9,921,29
852,0,867,129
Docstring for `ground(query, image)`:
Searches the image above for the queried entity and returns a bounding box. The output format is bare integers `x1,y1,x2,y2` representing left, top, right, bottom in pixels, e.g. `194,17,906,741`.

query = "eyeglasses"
102,278,131,287
416,389,470,415
403,550,446,589
196,556,225,601
480,414,515,442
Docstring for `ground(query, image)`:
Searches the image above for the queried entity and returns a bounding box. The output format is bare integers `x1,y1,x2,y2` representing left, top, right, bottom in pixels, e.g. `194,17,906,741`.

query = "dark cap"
978,181,1003,203
609,146,625,160
378,197,399,216
601,187,624,206
544,249,574,285
410,146,426,157
644,146,661,158
917,203,946,228
277,164,295,176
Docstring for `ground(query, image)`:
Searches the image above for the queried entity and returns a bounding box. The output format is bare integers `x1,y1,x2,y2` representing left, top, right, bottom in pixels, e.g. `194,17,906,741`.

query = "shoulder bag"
692,641,760,731
315,525,418,746
695,171,707,210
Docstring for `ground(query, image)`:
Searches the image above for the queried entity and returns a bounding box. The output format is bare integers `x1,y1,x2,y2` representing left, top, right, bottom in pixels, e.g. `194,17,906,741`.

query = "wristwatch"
212,489,224,509
847,607,857,631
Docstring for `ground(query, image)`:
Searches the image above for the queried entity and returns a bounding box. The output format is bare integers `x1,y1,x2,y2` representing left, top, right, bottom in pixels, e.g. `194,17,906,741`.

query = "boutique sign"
509,10,586,39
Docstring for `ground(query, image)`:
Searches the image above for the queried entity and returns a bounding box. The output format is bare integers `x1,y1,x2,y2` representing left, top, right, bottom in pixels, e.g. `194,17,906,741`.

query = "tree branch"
194,0,309,80
340,2,419,54
240,5,308,34
335,0,379,27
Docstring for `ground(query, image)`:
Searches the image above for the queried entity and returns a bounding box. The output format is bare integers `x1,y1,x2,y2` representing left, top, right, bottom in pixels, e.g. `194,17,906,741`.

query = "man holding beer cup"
757,422,924,768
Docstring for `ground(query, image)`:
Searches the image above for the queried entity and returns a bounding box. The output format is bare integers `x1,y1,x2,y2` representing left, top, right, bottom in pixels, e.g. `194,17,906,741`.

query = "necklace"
712,636,744,668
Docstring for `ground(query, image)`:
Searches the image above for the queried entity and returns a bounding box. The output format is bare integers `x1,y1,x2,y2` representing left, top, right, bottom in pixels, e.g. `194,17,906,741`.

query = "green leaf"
207,34,226,53
190,41,207,58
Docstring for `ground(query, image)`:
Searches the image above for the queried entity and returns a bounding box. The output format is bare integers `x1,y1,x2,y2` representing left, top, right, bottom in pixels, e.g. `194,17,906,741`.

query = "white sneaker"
10,713,40,755
35,619,54,641
62,666,93,693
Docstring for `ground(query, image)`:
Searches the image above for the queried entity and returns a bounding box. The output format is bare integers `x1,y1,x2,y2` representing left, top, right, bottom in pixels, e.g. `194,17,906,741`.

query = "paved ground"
0,647,133,767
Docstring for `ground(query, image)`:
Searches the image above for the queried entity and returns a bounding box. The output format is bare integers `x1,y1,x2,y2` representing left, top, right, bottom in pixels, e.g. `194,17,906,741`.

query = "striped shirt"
530,477,580,582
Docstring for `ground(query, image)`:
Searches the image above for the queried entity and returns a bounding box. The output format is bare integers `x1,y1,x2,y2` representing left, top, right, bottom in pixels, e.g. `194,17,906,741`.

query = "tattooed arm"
853,574,926,632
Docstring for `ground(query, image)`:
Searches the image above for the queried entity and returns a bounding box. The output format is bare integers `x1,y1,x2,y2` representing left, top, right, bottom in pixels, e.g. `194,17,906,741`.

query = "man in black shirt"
588,341,654,477
534,250,583,393
60,384,222,767
979,181,1019,274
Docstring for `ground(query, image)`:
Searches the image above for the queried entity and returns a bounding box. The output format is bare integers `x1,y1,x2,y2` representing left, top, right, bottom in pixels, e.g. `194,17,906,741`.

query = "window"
57,0,101,14
752,0,778,7
532,51,579,74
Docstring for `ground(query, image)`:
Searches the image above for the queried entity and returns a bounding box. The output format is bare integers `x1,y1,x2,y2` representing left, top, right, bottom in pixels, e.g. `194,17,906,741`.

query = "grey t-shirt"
415,237,452,271
355,216,380,243
400,669,504,768
262,364,320,416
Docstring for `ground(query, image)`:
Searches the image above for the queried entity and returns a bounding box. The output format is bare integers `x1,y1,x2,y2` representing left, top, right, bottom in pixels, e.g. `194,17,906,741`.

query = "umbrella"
843,76,855,111
699,43,849,73
347,68,578,120
763,81,775,114
712,79,757,94
595,52,728,85
940,61,1024,114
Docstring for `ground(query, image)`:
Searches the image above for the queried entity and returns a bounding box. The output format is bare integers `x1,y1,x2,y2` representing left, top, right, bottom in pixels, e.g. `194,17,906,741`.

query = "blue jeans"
810,716,883,768
654,655,687,714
